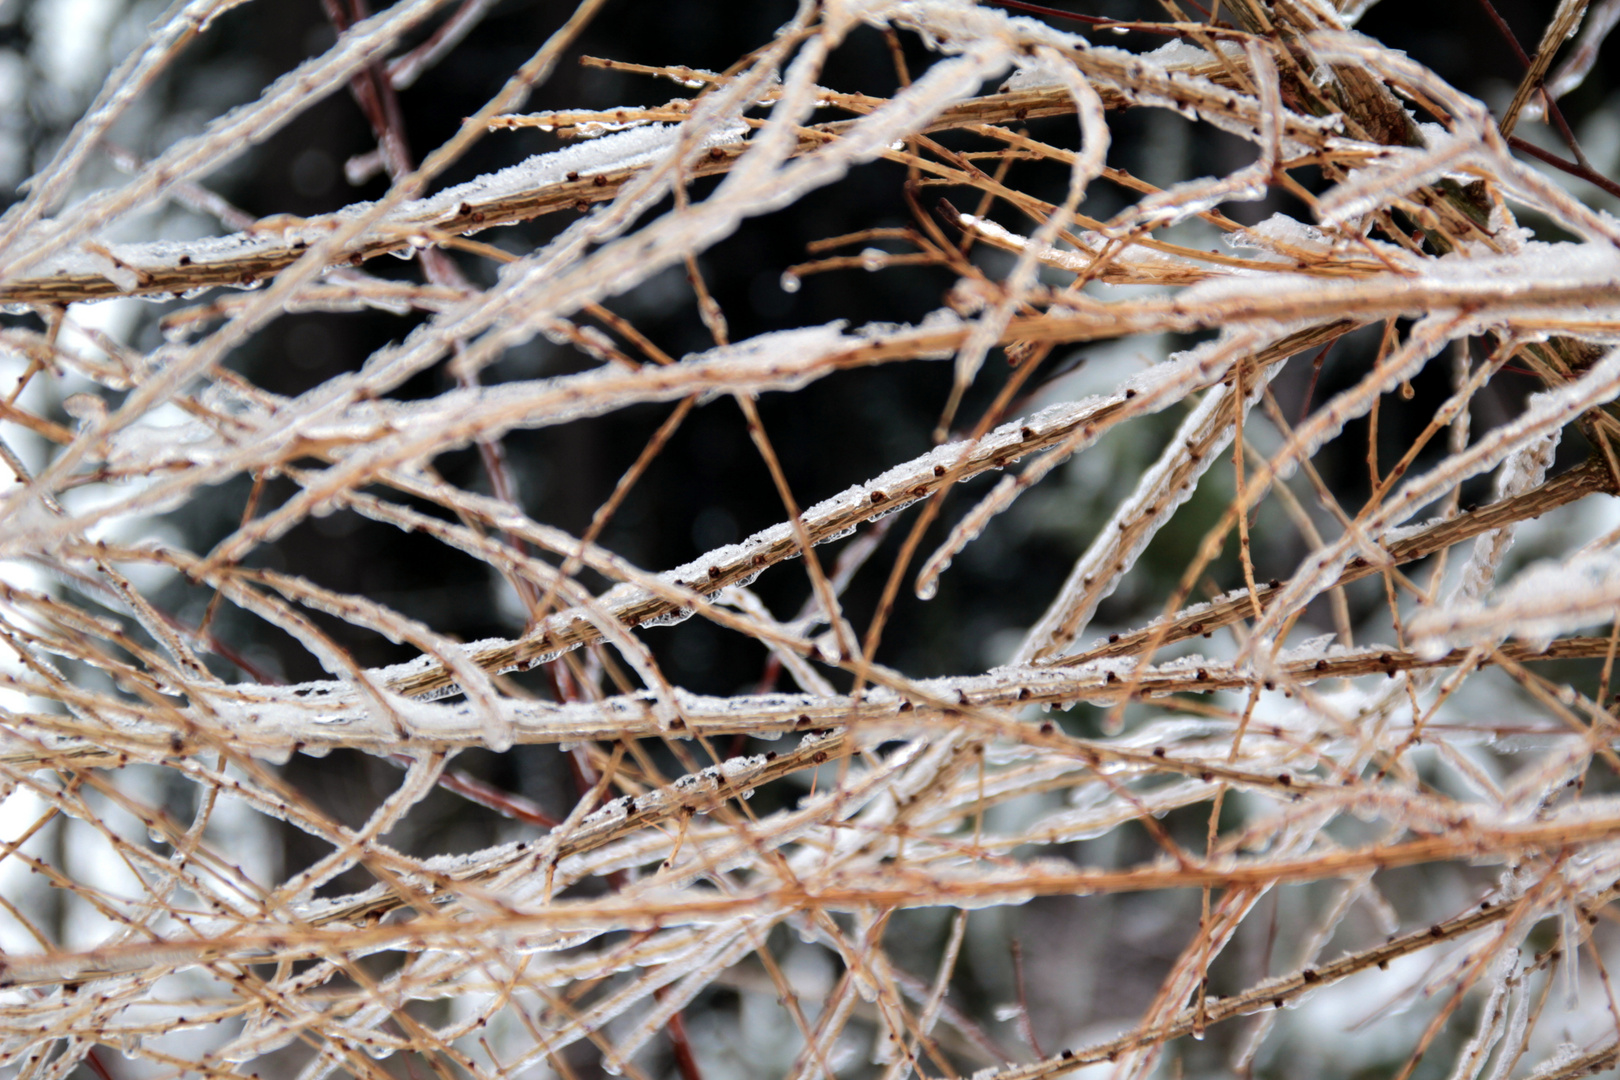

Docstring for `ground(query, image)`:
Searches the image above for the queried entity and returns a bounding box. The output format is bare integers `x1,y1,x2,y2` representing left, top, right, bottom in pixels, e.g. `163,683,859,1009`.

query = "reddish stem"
84,1049,118,1080
433,769,559,827
654,986,705,1080
1472,0,1593,168
1508,134,1620,201
985,0,1194,34
1010,938,1044,1060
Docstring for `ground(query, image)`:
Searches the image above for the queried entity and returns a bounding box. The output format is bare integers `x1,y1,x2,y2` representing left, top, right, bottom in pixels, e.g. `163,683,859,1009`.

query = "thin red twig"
984,0,1203,34
1509,134,1620,200
1010,937,1045,1060
1472,0,1594,168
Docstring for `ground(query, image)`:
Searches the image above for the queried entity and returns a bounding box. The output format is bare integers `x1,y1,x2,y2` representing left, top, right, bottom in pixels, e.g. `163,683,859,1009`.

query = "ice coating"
174,637,1391,756
94,319,879,475
409,121,749,221
1414,544,1620,654
12,227,293,284
1316,128,1482,227
1311,342,1620,660
1025,778,1214,846
1223,211,1413,268
958,211,1226,285
1017,364,1277,662
7,122,751,298
1449,427,1563,608
148,357,1270,756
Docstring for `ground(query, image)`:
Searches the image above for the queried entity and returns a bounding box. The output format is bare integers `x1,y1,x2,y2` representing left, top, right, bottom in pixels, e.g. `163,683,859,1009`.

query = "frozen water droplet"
62,393,105,423
860,248,885,272
993,1004,1020,1022
915,577,938,601
643,605,694,628
779,271,801,294
147,827,168,845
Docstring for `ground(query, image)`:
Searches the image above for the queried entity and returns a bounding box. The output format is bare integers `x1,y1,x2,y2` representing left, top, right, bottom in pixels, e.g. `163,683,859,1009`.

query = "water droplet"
779,271,801,294
643,605,694,628
256,743,293,766
860,248,885,272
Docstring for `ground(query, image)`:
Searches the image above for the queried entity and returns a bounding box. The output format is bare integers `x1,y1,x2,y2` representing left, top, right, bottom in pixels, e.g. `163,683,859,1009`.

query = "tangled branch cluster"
4,0,1620,1078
